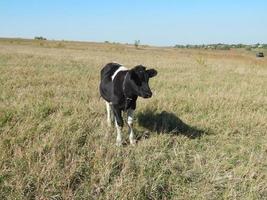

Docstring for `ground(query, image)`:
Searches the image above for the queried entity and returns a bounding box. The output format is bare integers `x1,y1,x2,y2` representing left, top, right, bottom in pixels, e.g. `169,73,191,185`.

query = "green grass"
0,39,266,199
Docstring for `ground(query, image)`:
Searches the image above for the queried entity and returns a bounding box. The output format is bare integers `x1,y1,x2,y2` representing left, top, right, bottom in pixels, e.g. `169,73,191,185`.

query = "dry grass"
0,38,266,199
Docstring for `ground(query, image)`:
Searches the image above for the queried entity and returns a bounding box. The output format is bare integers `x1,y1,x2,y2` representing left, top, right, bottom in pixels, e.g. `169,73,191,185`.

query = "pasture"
0,38,266,199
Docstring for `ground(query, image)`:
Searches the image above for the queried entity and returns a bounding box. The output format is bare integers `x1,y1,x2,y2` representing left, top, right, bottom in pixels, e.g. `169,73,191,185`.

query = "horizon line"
0,36,266,47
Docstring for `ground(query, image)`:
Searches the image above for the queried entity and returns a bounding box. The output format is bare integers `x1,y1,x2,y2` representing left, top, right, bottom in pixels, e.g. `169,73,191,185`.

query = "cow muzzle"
142,91,152,98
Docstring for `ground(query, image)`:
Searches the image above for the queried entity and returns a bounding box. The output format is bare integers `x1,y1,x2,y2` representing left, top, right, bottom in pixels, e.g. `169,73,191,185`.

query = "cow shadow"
136,109,206,140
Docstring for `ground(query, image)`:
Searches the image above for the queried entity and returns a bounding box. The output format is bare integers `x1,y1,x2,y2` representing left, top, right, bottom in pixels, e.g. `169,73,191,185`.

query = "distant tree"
236,43,245,48
217,44,230,50
134,40,140,49
34,36,47,40
174,44,185,48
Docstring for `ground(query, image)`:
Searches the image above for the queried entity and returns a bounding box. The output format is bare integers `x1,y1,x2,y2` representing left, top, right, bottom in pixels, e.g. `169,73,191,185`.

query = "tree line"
174,43,267,50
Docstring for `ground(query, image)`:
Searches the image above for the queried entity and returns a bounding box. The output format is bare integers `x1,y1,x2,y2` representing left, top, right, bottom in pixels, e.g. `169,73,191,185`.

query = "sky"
1,0,267,46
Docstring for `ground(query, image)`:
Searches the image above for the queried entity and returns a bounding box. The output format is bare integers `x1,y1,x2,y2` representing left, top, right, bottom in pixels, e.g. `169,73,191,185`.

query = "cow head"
127,65,157,98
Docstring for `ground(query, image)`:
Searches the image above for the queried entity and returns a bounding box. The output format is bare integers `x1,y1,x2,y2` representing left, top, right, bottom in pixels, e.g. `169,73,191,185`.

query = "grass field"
0,38,266,199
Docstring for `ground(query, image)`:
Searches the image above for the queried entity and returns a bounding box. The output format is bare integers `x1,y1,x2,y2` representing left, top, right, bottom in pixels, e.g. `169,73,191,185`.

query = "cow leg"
127,109,135,145
113,106,123,146
105,101,112,127
115,119,123,146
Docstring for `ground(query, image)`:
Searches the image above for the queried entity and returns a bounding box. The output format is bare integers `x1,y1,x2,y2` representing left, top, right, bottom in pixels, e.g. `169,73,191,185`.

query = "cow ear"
146,69,157,78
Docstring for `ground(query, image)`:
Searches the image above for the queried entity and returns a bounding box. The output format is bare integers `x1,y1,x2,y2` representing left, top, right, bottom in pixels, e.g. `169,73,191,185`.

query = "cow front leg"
127,109,135,145
113,107,123,146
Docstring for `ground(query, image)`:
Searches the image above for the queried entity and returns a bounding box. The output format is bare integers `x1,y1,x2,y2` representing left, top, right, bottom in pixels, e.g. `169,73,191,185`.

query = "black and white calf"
99,62,157,146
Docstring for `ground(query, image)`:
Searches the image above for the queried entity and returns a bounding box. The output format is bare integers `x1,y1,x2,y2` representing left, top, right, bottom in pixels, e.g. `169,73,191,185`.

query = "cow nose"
144,91,152,98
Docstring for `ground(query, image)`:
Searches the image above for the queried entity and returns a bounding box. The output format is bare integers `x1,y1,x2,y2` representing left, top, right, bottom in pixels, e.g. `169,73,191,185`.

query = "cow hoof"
130,139,136,145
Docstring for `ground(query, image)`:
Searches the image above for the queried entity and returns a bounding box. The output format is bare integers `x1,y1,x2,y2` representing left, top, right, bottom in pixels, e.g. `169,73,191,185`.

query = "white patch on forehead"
111,66,128,81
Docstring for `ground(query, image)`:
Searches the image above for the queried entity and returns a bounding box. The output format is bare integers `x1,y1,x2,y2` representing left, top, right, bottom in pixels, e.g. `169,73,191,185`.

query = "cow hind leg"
113,107,123,146
105,101,112,127
115,119,123,146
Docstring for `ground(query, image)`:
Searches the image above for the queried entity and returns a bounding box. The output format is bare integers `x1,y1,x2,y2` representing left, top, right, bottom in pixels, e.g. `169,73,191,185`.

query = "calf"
99,62,157,146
